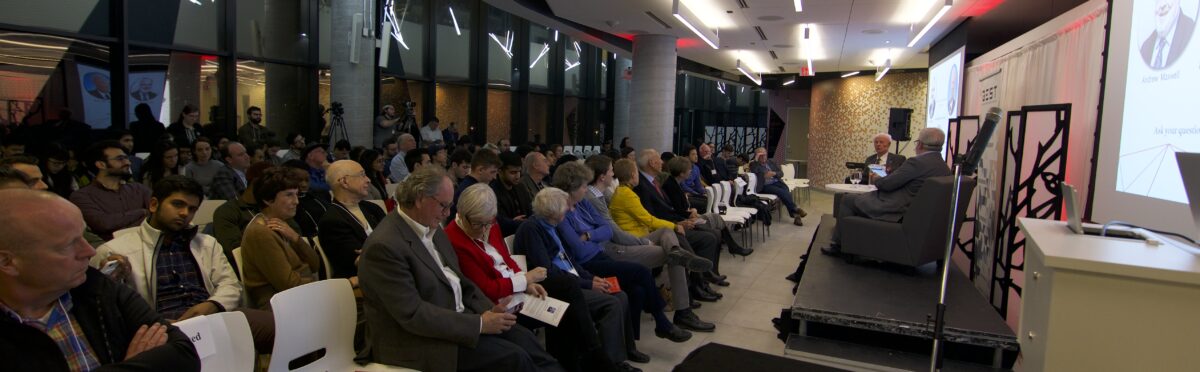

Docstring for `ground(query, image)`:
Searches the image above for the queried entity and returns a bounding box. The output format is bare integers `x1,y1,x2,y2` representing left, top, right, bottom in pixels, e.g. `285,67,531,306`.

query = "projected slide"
77,63,111,128
1116,0,1200,203
926,47,965,157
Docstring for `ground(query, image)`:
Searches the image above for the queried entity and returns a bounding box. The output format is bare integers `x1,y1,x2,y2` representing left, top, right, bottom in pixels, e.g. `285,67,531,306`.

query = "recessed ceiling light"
862,29,884,35
758,15,784,21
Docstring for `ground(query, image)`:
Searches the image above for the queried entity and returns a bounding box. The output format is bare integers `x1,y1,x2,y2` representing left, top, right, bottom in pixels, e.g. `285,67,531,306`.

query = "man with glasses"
70,140,152,240
318,160,386,281
359,167,563,372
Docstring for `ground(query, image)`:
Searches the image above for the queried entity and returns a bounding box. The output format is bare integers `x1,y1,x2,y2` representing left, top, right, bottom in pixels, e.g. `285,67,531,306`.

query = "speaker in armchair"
837,176,976,268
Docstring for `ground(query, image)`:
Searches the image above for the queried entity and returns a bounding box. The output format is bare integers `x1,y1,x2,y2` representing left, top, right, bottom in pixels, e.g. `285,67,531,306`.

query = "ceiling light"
875,58,891,82
782,77,796,86
794,0,803,12
736,59,762,85
841,71,860,78
530,43,550,68
672,0,720,49
907,0,952,48
448,6,461,36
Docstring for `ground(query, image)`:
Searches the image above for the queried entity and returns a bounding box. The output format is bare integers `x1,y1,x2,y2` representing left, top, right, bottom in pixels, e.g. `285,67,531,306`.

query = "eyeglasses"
107,155,130,162
432,198,453,212
466,218,495,229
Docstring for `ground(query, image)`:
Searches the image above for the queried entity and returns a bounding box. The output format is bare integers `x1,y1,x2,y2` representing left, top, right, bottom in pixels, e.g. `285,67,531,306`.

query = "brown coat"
240,216,320,309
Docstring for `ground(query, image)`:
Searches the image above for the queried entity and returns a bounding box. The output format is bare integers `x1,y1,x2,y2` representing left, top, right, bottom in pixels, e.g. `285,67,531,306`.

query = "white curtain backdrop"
961,0,1108,328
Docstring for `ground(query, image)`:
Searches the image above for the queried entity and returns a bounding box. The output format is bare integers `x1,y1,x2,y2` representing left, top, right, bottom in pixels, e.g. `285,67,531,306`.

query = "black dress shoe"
698,282,724,299
667,248,713,271
727,245,754,257
626,349,651,364
689,286,720,302
704,272,730,287
673,310,716,332
618,362,643,372
820,244,842,256
655,326,693,342
690,299,702,309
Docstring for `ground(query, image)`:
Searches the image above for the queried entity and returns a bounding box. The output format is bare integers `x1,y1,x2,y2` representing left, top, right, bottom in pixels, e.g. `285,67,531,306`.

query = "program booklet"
510,293,570,327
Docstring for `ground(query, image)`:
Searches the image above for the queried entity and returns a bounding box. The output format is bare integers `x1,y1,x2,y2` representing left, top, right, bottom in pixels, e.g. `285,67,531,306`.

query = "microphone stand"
930,162,965,372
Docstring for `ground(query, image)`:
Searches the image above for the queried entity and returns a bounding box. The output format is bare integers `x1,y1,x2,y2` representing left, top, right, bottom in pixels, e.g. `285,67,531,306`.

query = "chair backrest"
704,186,717,214
269,280,358,372
901,176,977,265
385,183,399,199
175,312,256,372
311,237,333,279
511,254,528,272
504,234,516,251
715,182,729,207
193,200,225,227
745,173,759,195
781,163,796,180
232,247,245,279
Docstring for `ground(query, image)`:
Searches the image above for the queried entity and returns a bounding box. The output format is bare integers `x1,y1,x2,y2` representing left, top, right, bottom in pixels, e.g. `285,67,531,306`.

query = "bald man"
319,160,386,280
0,189,199,371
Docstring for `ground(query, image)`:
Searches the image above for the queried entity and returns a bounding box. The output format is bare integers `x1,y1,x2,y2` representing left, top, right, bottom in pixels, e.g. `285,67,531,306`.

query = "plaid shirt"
154,232,211,320
1,293,101,371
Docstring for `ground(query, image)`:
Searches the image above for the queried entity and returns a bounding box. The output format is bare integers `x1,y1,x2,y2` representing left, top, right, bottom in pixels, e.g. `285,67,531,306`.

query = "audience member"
829,128,949,253
182,137,224,194
374,105,401,149
111,130,144,180
0,167,28,189
332,140,352,161
0,189,200,371
491,152,534,236
281,161,331,238
241,167,321,309
0,155,48,190
237,106,276,146
517,187,694,344
521,152,551,196
498,138,512,149
318,160,385,280
678,146,708,210
430,144,448,168
212,162,298,266
388,133,418,182
601,139,613,153
696,143,728,184
442,122,460,145
167,105,202,148
280,133,305,162
448,149,473,184
717,145,738,178
664,156,752,257
302,143,332,194
70,140,152,240
420,118,444,146
93,176,275,352
129,103,166,153
620,147,636,162
630,151,726,289
618,137,631,150
1,139,24,158
749,147,807,226
358,167,563,372
355,149,389,200
448,184,639,372
451,149,501,220
404,148,431,174
40,146,77,197
208,141,252,201
380,136,399,179
139,140,181,188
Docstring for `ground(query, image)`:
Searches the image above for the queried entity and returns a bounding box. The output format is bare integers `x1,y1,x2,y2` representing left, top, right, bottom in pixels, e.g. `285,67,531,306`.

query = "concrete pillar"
167,53,200,122
330,0,376,147
612,56,632,146
628,34,677,152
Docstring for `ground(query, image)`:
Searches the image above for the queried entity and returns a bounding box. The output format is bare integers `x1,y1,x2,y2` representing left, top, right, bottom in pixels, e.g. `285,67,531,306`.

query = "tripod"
327,102,348,148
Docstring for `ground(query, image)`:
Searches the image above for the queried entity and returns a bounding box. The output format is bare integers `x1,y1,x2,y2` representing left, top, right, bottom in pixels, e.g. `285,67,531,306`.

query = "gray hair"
522,152,545,174
456,183,497,222
917,127,946,152
395,166,448,208
532,187,570,219
873,133,893,142
637,149,658,169
397,133,416,146
550,161,593,193
666,156,692,177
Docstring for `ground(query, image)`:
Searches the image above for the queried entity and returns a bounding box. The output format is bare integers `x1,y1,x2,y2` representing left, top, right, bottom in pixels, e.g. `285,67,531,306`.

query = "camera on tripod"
402,100,416,118
329,101,345,117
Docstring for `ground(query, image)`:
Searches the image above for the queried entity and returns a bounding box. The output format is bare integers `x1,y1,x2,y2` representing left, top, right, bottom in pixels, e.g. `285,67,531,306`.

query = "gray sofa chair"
838,176,976,268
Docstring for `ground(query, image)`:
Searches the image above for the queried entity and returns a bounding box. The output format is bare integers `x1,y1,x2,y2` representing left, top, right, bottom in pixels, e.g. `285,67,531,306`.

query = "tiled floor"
631,190,836,371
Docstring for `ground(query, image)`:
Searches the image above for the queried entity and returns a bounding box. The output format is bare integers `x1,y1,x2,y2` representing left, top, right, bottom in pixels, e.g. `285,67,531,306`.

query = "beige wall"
809,71,928,187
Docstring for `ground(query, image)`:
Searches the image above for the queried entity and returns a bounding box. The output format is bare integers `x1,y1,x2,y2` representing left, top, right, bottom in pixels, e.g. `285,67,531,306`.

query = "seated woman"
663,156,752,257
554,161,716,333
516,187,694,346
241,166,322,310
447,184,640,372
139,140,182,188
182,137,224,195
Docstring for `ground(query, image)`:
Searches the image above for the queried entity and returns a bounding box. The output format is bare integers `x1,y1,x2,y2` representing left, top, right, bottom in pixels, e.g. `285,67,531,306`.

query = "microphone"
960,107,1002,176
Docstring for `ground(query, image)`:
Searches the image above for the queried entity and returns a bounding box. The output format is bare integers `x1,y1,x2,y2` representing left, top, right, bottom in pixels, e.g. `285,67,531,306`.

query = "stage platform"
785,215,1018,370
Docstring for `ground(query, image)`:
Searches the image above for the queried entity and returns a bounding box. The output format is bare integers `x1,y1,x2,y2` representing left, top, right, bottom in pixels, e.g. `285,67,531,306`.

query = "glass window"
0,32,110,146
128,50,222,141
319,1,331,65
319,69,331,134
237,0,309,62
129,0,223,51
485,6,515,87
383,0,427,78
528,23,554,90
0,1,109,36
486,89,511,144
563,96,579,145
435,0,473,81
380,77,425,132
600,50,611,98
528,94,550,143
237,60,315,141
435,83,469,141
563,36,583,96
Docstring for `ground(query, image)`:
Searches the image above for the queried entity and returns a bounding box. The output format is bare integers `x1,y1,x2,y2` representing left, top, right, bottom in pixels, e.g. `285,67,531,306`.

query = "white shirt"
397,209,465,313
876,153,888,166
420,125,444,144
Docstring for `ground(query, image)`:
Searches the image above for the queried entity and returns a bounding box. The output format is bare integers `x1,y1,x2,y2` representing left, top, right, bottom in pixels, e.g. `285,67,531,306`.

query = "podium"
1018,218,1200,371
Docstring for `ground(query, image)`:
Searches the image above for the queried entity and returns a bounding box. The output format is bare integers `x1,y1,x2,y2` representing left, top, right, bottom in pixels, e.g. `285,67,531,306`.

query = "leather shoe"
690,299,701,309
727,244,754,257
617,362,642,372
667,248,713,272
689,285,720,302
820,244,842,256
626,349,650,364
798,208,808,218
704,273,730,287
655,326,693,342
698,282,724,299
793,216,804,226
674,310,716,332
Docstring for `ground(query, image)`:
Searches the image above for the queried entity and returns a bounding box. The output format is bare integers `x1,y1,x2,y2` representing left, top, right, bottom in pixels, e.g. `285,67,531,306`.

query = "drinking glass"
850,172,862,185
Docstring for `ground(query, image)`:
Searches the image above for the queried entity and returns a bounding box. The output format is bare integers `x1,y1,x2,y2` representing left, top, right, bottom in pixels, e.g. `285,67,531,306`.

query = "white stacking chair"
504,234,516,250
193,200,225,229
385,183,399,200
511,254,528,272
175,312,256,372
509,146,517,152
231,247,249,306
744,173,781,219
717,181,756,220
311,237,334,280
135,152,151,160
706,185,751,248
590,146,600,155
269,280,415,372
779,163,810,205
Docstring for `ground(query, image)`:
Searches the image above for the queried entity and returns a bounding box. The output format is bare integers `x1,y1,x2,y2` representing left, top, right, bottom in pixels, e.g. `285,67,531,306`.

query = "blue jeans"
761,181,799,216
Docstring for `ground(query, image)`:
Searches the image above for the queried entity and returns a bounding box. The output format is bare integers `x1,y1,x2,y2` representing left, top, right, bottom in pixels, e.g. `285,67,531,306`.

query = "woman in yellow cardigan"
241,166,321,310
608,159,680,237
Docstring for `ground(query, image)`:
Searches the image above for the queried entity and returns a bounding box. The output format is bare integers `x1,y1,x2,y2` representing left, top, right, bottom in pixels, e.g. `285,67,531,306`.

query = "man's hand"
100,254,132,282
125,323,169,360
765,170,776,179
674,225,687,235
525,283,547,299
869,172,881,183
175,301,219,322
678,220,696,230
524,267,547,283
687,209,699,219
591,277,612,293
482,299,518,334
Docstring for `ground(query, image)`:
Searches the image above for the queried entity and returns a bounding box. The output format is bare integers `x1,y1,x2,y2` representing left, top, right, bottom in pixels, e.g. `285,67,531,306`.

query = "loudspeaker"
888,108,913,141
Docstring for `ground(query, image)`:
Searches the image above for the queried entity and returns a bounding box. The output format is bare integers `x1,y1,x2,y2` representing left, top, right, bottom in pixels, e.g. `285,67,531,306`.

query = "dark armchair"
838,176,976,268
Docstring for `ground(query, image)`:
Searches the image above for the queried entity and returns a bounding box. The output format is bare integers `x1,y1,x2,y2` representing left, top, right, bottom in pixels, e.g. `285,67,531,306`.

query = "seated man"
850,133,906,184
491,152,534,236
70,140,152,240
318,160,386,281
0,189,199,371
301,143,331,195
93,176,275,352
387,133,417,183
451,149,501,220
749,147,807,226
208,141,252,201
521,152,551,197
0,156,48,190
358,167,563,372
0,167,28,189
404,148,432,175
829,128,950,252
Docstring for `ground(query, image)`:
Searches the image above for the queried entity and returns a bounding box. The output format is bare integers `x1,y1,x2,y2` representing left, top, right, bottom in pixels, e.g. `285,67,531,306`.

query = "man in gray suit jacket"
357,167,563,372
831,128,950,251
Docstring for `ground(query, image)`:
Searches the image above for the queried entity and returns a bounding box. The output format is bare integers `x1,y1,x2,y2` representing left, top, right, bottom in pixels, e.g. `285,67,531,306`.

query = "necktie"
1153,38,1167,68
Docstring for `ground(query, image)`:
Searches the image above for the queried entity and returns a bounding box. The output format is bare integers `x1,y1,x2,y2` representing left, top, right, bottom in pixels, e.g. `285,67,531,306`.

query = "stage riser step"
785,334,1011,372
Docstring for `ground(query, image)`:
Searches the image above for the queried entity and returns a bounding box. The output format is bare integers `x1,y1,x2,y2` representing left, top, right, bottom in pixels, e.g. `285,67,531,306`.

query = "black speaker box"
887,108,913,141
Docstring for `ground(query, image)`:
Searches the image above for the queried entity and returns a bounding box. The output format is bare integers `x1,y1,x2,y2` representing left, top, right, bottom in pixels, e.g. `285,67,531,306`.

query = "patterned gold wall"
809,71,928,188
